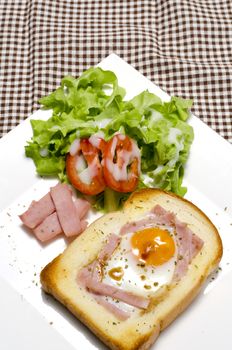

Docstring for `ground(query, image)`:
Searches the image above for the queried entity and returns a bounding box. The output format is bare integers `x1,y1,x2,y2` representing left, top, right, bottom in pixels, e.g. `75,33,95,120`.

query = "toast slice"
40,189,222,350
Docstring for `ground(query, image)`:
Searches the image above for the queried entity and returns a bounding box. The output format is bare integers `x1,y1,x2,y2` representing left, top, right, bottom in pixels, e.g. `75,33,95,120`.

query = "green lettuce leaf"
26,67,194,210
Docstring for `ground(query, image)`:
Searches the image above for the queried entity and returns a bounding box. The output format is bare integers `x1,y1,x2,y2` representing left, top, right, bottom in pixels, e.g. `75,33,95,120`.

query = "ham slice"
74,198,91,219
80,220,88,232
32,203,88,242
78,260,131,320
50,183,82,237
78,234,121,286
79,262,149,309
119,204,175,235
120,215,158,235
150,204,176,224
93,295,130,320
87,277,149,309
98,234,121,262
33,210,88,243
119,204,204,281
19,183,91,242
19,192,55,229
78,234,149,312
33,212,62,242
150,205,204,280
173,219,204,281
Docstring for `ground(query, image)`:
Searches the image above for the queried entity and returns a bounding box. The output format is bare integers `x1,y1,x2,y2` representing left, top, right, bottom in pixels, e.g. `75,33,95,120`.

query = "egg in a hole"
102,225,177,297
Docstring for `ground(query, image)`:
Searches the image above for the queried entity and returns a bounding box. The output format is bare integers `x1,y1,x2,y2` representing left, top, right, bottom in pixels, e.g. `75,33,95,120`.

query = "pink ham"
119,204,204,281
19,192,55,229
150,206,204,281
98,234,121,262
78,234,149,310
84,234,149,308
120,215,157,235
173,219,204,281
33,212,62,242
80,220,88,232
33,211,87,242
50,183,82,237
119,204,175,235
151,204,176,225
87,278,149,309
19,183,91,242
93,295,130,320
79,261,149,309
74,198,91,219
78,234,121,286
78,262,131,320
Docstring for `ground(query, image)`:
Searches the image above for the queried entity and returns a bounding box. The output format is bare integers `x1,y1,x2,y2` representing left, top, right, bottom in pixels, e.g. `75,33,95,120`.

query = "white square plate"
0,54,232,349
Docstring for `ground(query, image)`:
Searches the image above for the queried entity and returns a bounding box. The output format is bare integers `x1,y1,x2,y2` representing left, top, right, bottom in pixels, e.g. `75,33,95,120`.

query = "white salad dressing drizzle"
39,148,49,157
69,136,103,185
76,158,99,185
118,134,126,140
89,131,105,148
153,164,164,175
69,138,80,156
150,110,163,123
168,128,184,167
141,128,184,187
78,167,92,185
75,155,87,172
168,128,181,144
107,138,140,182
141,173,154,187
93,118,112,129
89,136,101,149
102,84,113,96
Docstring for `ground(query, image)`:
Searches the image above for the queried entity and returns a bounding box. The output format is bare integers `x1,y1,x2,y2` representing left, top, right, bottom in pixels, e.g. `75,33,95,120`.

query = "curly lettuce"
25,66,194,210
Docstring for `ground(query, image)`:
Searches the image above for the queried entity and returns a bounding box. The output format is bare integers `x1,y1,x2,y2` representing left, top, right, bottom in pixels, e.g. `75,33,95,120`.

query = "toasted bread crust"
125,188,223,269
40,189,223,350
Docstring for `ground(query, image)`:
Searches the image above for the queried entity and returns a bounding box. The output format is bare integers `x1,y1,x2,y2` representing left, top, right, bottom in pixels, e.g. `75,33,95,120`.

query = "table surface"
0,0,232,143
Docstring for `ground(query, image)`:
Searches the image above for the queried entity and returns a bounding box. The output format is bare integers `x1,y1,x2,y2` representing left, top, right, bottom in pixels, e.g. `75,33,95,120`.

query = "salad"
25,67,194,212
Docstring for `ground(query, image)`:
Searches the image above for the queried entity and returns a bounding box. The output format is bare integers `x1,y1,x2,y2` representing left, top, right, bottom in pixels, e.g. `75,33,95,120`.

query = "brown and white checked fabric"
0,0,232,142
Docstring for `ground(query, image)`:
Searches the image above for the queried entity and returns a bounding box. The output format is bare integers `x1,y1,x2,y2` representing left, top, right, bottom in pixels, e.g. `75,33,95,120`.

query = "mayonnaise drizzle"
89,131,105,148
39,148,49,157
107,139,140,182
75,155,87,172
168,128,184,167
78,167,92,185
69,139,80,156
76,158,98,185
94,118,111,129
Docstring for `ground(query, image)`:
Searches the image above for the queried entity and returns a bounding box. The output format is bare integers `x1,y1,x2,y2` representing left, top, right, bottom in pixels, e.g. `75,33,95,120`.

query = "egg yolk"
131,227,175,266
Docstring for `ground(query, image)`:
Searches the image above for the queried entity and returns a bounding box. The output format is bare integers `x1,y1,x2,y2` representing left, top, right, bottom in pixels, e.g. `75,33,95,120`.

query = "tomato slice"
103,134,140,193
66,138,106,195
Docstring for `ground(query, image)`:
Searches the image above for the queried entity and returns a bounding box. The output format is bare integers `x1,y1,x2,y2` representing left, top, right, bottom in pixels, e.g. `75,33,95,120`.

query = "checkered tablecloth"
0,0,232,142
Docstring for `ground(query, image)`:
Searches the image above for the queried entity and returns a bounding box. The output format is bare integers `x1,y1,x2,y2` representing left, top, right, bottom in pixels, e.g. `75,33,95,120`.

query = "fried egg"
102,225,177,297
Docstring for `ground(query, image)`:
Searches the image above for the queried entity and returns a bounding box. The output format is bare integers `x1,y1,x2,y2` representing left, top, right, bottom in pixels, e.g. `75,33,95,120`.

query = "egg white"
102,225,177,297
